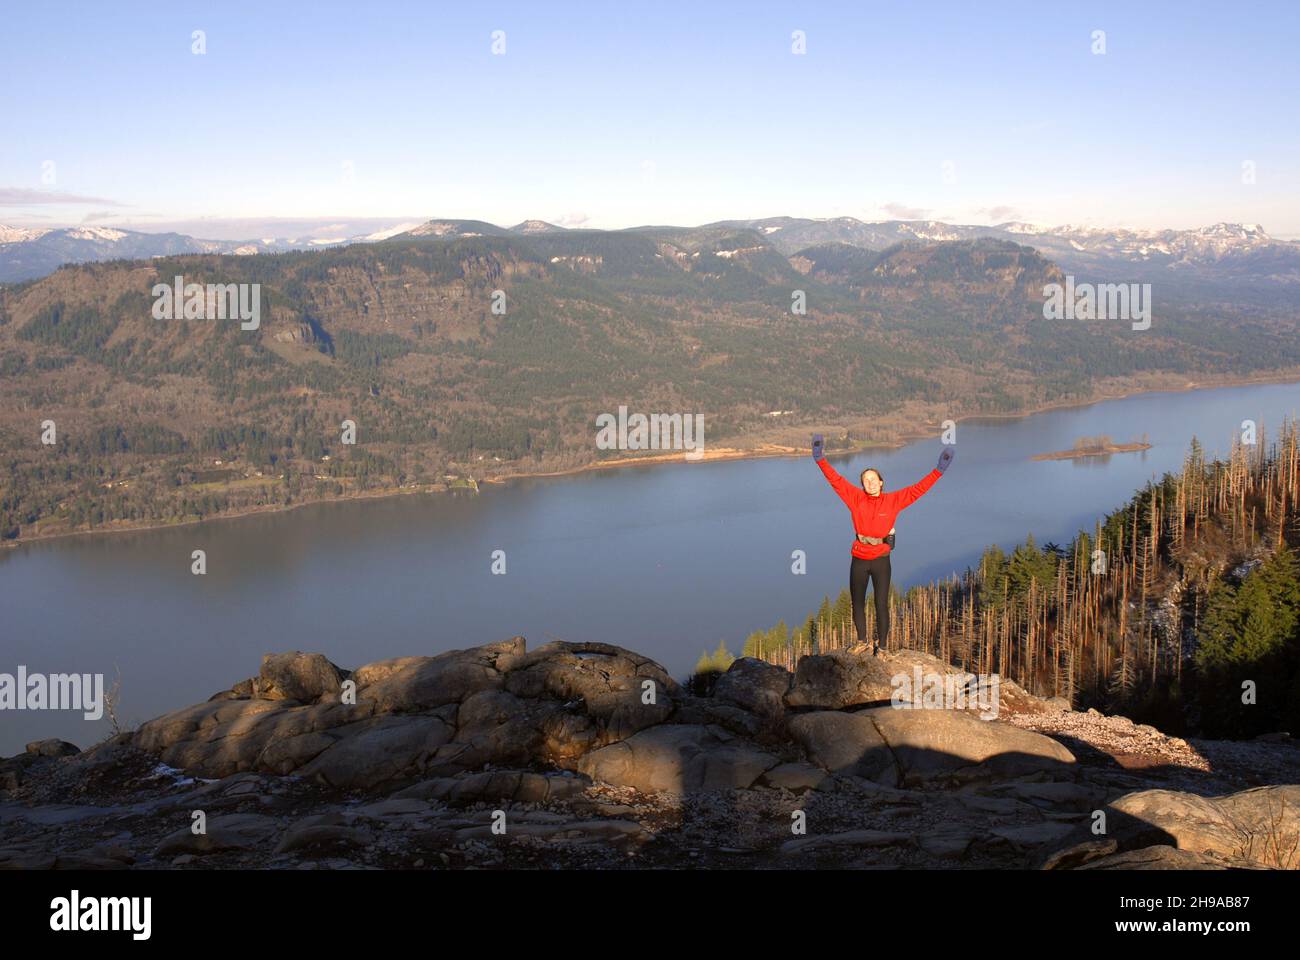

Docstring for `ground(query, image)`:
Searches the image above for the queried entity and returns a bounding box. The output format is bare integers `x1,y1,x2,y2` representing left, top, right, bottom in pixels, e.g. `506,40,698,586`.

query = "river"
3,380,1299,755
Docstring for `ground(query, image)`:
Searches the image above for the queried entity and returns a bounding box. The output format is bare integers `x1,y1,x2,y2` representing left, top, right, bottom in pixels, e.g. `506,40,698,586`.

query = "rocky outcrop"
4,638,1299,871
714,657,791,719
865,706,1076,785
577,725,779,793
787,712,894,783
1038,784,1300,869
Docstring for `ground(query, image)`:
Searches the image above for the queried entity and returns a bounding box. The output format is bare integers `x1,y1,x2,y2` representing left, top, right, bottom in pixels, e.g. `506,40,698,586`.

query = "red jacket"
818,458,942,559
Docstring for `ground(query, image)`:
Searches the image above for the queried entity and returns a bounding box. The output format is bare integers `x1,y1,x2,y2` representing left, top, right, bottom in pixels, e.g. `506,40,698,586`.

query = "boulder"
135,697,381,779
1106,790,1243,858
358,645,510,713
503,641,677,742
577,724,778,794
863,706,1076,785
256,731,338,775
714,658,791,719
257,652,344,702
431,689,556,772
1214,785,1300,859
673,698,768,737
1077,845,1244,870
1041,839,1119,870
1036,785,1299,868
135,697,290,755
25,739,80,757
785,646,1048,718
787,711,896,784
296,715,454,789
149,702,302,778
785,650,896,709
351,656,435,688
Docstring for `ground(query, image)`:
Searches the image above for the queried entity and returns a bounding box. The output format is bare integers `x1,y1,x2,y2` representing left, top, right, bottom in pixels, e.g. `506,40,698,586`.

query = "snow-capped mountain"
0,226,228,283
0,223,416,283
722,217,1300,289
5,215,1297,292
510,220,569,234
403,219,511,239
994,223,1298,287
0,225,52,244
358,222,425,242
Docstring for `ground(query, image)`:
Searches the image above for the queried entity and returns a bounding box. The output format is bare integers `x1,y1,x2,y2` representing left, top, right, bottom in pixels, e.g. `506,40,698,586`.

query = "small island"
1033,434,1151,461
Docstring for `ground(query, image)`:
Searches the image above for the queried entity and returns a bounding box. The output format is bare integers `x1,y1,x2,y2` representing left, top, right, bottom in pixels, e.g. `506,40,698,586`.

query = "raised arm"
892,468,941,509
813,435,861,509
893,447,954,509
818,458,863,508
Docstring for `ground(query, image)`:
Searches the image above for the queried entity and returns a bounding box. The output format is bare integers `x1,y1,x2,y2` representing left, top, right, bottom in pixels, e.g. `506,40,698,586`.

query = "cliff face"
2,638,1297,870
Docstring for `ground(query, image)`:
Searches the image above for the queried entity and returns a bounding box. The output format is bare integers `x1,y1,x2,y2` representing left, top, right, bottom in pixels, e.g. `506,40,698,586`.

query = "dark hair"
859,467,884,487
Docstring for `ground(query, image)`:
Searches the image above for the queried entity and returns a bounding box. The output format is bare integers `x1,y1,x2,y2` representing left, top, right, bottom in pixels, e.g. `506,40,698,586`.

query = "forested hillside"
1,224,1298,542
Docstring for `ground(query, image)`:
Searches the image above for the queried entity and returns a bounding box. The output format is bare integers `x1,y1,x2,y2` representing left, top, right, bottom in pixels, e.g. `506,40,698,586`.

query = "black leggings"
850,555,891,647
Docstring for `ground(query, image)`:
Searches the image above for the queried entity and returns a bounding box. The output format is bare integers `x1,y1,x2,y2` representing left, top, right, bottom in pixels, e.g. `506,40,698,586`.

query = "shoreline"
6,368,1300,549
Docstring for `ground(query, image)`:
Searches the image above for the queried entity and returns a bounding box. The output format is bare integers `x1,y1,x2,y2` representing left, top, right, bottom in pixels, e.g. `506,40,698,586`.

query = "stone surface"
154,814,279,856
1077,846,1242,870
714,658,792,719
25,740,81,758
577,724,778,794
863,706,1077,785
297,716,454,789
6,636,1292,872
1106,790,1244,858
257,651,344,702
787,711,897,784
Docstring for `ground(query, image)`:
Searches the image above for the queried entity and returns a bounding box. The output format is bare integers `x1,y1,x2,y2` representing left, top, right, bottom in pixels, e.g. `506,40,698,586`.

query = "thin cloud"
555,212,590,227
0,187,125,206
978,205,1023,222
882,202,930,220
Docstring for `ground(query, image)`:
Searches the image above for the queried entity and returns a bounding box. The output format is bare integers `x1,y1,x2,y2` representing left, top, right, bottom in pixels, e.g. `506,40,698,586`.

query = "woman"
812,434,953,655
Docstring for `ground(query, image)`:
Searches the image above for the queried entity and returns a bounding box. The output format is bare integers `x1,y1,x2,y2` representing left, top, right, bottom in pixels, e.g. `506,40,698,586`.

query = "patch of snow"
0,225,51,243
408,221,464,237
65,226,128,241
361,222,422,241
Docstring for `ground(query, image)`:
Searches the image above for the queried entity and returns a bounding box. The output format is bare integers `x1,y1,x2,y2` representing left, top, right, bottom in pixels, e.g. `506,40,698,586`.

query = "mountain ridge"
5,216,1297,288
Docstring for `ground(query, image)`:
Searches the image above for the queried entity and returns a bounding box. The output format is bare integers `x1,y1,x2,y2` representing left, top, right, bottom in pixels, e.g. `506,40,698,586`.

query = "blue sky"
3,0,1298,235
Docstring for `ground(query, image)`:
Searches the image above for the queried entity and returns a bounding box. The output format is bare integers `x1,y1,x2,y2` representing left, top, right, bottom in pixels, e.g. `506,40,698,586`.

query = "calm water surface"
3,380,1299,753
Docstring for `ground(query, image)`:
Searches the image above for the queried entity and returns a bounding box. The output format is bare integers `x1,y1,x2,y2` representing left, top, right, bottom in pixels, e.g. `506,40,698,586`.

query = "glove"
812,434,825,461
937,446,954,473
